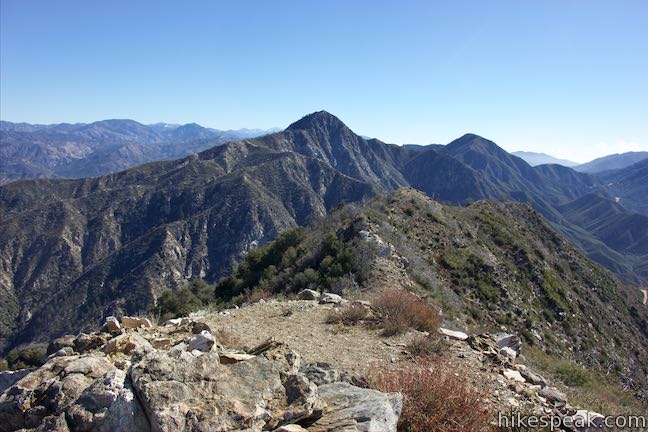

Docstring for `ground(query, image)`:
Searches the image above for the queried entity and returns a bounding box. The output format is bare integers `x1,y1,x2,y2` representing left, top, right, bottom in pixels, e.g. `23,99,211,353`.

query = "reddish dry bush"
371,363,491,432
244,289,273,304
372,288,441,336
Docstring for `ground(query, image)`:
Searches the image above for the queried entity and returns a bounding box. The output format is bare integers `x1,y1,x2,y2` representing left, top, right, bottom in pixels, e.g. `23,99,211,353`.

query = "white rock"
502,368,526,383
319,292,343,304
500,346,518,360
163,317,191,326
219,352,256,364
439,328,468,340
567,410,605,429
121,316,153,329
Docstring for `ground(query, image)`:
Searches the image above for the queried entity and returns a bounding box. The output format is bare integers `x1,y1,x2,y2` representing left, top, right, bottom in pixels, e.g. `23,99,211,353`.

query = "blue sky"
1,1,646,162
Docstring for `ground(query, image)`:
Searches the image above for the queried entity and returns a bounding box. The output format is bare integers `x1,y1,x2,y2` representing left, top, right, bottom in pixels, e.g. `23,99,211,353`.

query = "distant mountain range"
598,158,648,216
574,151,648,173
0,120,279,184
1,111,647,353
511,151,578,167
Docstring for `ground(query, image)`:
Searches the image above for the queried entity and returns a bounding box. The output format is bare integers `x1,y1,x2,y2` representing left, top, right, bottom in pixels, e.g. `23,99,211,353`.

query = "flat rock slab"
439,328,469,340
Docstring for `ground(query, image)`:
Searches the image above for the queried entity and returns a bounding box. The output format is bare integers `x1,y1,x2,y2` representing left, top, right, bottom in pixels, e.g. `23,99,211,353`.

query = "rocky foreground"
0,314,401,431
0,292,619,432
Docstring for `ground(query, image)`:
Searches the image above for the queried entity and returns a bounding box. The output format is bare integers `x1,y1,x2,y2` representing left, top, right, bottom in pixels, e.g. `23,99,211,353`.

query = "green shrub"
554,362,589,387
154,279,215,321
5,345,47,370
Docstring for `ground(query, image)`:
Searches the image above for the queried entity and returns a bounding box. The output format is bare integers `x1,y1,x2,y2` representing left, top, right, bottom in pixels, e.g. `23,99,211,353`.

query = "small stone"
567,410,605,429
502,368,526,383
74,333,108,353
219,352,256,364
163,317,191,326
187,330,216,352
539,387,567,404
121,316,153,329
191,322,211,334
519,369,547,387
500,346,518,360
114,359,131,370
493,333,521,357
51,347,75,357
101,316,121,333
439,328,468,340
319,292,343,304
297,289,320,300
151,338,173,349
47,335,76,355
274,425,309,432
104,333,153,355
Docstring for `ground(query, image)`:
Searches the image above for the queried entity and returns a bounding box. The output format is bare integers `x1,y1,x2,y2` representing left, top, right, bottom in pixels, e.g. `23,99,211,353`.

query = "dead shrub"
372,288,441,336
213,328,242,349
244,289,273,304
325,303,368,325
371,363,491,432
406,334,446,358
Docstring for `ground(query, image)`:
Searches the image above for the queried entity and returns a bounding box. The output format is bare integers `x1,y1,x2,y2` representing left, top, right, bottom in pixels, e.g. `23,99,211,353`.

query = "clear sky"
1,0,646,163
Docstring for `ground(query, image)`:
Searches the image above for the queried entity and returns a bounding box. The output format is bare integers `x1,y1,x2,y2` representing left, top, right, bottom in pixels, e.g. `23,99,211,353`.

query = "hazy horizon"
2,0,647,163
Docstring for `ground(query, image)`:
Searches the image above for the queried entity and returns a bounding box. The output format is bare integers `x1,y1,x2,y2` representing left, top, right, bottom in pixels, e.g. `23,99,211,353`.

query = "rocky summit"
0,315,402,431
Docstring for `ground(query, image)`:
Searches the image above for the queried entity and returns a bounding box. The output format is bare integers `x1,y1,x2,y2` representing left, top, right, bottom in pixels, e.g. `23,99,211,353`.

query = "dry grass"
406,334,447,358
524,347,647,415
371,361,491,432
213,328,243,349
325,303,369,325
372,288,441,336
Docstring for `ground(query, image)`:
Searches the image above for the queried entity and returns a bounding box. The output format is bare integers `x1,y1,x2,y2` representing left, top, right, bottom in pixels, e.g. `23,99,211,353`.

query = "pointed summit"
286,111,350,133
443,133,505,156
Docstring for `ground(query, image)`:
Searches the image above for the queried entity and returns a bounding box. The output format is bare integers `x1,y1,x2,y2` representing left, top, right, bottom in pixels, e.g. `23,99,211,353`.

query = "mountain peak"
442,133,507,158
286,111,350,133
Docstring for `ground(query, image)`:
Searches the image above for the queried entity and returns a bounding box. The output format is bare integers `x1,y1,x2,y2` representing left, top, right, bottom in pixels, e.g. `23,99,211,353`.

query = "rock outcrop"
0,316,402,431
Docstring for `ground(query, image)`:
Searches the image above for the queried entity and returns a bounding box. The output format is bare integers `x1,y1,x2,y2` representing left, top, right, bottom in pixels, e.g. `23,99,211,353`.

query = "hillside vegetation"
156,189,648,398
2,111,647,355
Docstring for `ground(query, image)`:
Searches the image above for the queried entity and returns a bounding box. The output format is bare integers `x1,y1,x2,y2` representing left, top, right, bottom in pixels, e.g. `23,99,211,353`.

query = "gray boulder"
0,355,121,430
297,289,321,300
46,335,76,355
309,382,402,432
66,369,150,432
493,333,522,358
187,330,216,352
539,386,568,404
130,350,319,431
101,316,121,334
319,293,344,304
